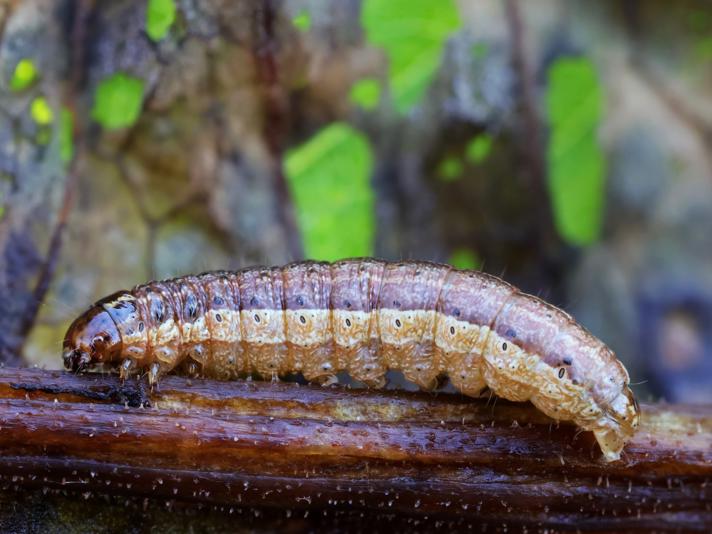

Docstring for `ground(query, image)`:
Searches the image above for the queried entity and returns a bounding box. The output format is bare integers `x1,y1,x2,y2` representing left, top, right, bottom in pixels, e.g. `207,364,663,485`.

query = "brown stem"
0,368,709,531
502,0,570,303
504,0,550,221
15,167,76,345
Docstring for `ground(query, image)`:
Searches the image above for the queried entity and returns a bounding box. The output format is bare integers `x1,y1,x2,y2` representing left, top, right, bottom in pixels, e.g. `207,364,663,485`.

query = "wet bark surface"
0,368,710,532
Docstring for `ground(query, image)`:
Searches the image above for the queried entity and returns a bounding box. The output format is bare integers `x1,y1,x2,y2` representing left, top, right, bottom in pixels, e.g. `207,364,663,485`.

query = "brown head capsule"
63,303,123,372
62,291,127,371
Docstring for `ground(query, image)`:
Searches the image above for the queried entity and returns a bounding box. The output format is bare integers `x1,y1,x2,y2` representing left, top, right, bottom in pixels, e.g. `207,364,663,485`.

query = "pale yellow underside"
120,307,621,460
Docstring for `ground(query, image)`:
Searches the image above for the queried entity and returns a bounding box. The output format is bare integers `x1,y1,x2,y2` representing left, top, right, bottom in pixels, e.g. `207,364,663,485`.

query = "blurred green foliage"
60,108,74,164
684,9,712,62
437,156,463,182
30,97,53,125
361,0,460,114
696,37,712,60
349,79,381,110
449,248,481,270
91,73,145,130
437,134,493,184
292,10,311,32
285,123,375,261
545,57,605,246
146,0,176,41
471,42,488,59
465,134,492,164
10,58,38,91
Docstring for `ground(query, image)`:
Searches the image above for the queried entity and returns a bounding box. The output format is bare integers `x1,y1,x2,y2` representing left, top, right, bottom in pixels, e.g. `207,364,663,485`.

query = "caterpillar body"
62,259,640,461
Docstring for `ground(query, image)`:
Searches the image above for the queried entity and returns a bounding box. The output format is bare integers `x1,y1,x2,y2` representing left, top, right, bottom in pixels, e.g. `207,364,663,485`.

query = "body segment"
63,259,640,461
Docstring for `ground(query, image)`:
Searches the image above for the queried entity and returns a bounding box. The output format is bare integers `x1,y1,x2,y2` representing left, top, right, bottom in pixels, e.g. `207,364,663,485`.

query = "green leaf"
465,134,492,164
285,123,375,261
10,59,38,91
349,79,381,110
146,0,176,41
448,248,481,270
545,57,605,246
30,97,53,125
695,36,712,60
471,42,488,59
292,10,311,31
361,0,460,114
60,108,74,163
91,73,145,130
437,156,462,182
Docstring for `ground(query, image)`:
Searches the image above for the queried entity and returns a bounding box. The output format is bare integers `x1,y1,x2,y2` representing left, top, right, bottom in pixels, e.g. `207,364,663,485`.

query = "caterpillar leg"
148,363,161,389
186,344,207,374
321,375,339,387
119,359,135,381
147,360,178,390
301,344,340,385
593,428,624,462
117,347,145,381
444,352,486,397
182,360,201,377
347,343,387,389
178,347,207,378
146,347,181,390
400,344,441,391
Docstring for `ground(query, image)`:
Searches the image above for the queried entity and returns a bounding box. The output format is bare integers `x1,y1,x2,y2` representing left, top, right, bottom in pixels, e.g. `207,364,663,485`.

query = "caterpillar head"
63,305,122,372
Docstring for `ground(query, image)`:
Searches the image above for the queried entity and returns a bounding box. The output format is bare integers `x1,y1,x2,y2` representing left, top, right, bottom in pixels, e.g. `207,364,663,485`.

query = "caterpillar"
62,259,640,461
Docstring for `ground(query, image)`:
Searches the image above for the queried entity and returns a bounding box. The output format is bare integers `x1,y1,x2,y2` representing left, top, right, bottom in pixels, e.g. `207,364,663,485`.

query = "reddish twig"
0,367,710,531
504,0,549,208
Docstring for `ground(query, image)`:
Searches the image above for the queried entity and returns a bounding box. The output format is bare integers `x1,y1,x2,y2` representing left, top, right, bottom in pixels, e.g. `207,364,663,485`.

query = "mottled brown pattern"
330,259,386,312
438,269,515,327
62,258,640,461
377,261,449,312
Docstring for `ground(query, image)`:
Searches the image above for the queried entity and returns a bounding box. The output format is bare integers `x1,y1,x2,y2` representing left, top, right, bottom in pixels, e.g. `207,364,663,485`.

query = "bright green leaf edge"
146,0,177,41
349,79,381,110
284,123,375,261
91,73,145,130
545,57,606,247
361,0,461,114
465,134,492,164
437,156,462,182
30,97,53,125
449,247,481,270
292,10,311,31
10,59,38,91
